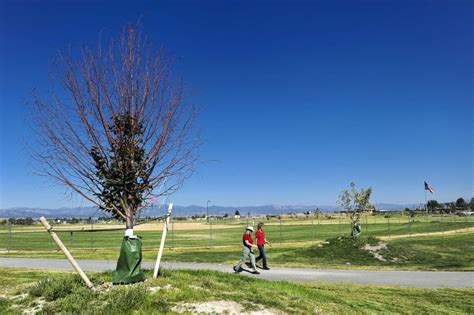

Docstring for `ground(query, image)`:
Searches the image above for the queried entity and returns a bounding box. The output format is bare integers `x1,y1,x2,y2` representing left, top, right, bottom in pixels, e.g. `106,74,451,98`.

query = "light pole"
207,200,212,249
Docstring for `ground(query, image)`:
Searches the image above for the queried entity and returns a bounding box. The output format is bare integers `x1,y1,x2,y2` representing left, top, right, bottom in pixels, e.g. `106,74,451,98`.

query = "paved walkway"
1,257,473,288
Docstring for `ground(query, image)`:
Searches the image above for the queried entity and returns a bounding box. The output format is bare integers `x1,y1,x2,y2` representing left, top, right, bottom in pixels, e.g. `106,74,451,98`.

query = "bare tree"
31,23,199,231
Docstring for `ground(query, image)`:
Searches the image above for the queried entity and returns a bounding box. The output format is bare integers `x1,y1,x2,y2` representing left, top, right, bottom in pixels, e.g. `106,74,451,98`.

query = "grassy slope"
0,268,473,314
158,233,474,271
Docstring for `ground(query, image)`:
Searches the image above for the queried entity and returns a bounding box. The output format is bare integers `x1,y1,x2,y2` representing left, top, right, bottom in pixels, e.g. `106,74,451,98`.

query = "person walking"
233,226,260,274
255,222,271,270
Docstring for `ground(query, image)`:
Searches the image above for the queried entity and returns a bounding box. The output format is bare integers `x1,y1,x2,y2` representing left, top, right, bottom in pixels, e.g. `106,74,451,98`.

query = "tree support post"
39,217,93,288
153,203,173,278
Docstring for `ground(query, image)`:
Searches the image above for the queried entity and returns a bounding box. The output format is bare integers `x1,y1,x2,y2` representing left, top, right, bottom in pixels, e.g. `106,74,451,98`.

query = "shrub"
40,287,97,315
0,298,11,312
29,275,82,301
103,284,148,314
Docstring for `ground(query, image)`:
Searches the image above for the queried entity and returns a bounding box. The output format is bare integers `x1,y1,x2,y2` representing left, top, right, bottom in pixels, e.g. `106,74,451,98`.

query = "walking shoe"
251,270,260,275
233,266,242,273
262,267,270,270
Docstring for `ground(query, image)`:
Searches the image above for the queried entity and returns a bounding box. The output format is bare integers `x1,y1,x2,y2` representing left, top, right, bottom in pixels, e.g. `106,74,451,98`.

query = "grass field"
1,268,473,314
1,216,473,313
1,215,473,270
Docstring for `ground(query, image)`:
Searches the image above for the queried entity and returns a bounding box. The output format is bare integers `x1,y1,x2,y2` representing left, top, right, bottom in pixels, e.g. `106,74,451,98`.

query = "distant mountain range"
0,203,419,218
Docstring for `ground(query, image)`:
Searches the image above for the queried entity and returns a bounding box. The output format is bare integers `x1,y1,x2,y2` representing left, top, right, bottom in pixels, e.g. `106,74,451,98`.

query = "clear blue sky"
0,0,472,209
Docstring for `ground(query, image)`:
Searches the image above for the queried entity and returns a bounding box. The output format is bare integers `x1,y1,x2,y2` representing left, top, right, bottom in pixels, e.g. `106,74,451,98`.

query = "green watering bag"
112,236,145,284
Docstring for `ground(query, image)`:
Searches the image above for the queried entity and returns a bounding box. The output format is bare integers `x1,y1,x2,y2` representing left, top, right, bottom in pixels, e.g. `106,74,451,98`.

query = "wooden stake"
39,217,93,288
153,203,173,278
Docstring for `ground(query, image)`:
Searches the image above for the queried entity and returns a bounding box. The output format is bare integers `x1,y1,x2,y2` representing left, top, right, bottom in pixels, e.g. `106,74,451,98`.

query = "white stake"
39,217,93,288
153,203,173,278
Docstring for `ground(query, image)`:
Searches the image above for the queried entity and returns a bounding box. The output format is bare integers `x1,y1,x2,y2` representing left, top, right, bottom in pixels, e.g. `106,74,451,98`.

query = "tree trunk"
126,215,133,229
122,200,133,230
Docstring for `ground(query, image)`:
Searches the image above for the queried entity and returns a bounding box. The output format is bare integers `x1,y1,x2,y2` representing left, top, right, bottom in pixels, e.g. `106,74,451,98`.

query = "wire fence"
1,213,473,254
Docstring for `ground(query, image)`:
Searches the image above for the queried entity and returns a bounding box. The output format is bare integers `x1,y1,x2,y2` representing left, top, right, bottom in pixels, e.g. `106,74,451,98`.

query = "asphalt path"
1,257,473,288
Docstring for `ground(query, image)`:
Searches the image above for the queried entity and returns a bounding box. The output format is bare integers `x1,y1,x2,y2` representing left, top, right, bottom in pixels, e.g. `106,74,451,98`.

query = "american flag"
424,181,434,194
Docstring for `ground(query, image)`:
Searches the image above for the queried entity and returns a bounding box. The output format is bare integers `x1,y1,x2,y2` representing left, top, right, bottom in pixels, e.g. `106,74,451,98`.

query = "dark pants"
255,245,268,268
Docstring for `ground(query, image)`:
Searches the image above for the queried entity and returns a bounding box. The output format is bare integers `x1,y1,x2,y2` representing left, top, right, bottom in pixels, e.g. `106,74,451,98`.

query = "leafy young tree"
337,182,373,236
449,202,457,214
427,200,439,213
436,202,445,213
444,203,452,214
455,198,467,211
31,24,199,231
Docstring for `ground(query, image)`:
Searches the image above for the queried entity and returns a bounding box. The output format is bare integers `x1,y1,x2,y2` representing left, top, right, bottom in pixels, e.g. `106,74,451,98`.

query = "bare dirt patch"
172,300,281,314
21,297,47,315
363,243,388,261
379,227,474,240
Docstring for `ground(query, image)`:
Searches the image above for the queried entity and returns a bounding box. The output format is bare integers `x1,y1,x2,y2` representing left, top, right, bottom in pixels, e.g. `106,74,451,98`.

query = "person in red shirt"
233,226,260,274
255,222,271,270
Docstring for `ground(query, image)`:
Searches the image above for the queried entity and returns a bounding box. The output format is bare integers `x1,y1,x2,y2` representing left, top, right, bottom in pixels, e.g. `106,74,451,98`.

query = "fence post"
409,215,412,236
90,220,94,250
441,213,445,234
365,215,369,236
338,214,341,236
387,217,390,239
279,208,282,245
49,230,53,252
172,217,175,250
210,216,212,249
7,222,12,253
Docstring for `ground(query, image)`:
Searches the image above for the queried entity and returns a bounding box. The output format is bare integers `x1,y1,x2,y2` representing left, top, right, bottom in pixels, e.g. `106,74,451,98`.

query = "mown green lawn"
1,218,472,251
1,268,472,314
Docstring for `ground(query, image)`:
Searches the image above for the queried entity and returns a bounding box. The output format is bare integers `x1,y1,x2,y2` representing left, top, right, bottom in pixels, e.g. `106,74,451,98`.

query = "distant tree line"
425,197,474,214
0,217,35,225
0,216,110,225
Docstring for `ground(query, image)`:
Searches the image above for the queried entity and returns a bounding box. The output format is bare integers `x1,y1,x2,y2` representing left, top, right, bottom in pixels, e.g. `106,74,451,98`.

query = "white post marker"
39,216,93,288
153,203,173,278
